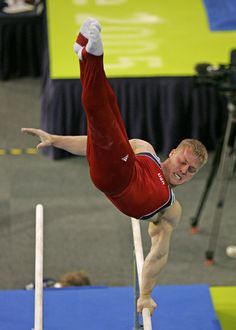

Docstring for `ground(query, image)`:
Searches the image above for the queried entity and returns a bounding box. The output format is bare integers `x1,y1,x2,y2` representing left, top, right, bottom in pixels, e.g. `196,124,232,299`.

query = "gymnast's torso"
106,152,175,220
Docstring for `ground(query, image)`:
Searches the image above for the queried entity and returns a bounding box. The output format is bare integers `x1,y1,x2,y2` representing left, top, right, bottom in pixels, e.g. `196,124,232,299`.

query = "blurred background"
0,0,236,329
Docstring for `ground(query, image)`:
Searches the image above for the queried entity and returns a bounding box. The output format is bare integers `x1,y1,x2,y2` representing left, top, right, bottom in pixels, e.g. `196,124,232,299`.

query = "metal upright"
205,94,236,263
131,217,152,330
34,204,44,330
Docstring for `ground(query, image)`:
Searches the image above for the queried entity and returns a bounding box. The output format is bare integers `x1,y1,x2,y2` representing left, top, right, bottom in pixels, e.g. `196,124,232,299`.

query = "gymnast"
22,17,208,315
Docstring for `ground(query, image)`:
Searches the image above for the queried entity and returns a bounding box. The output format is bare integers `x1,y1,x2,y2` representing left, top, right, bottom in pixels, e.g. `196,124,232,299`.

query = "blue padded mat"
0,284,221,330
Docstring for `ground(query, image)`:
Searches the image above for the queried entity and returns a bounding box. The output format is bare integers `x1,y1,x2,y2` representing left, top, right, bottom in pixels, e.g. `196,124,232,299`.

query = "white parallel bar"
34,204,44,330
142,308,152,330
131,217,152,330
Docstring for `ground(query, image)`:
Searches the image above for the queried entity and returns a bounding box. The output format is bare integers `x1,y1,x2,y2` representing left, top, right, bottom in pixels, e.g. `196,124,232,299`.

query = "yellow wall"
47,0,236,78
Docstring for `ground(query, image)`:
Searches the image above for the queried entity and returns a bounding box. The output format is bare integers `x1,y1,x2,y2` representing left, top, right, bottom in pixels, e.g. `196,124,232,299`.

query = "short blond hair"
177,139,208,167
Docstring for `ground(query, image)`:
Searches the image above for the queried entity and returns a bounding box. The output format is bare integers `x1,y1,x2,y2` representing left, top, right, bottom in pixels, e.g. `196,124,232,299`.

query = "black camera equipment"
195,49,236,90
190,49,236,264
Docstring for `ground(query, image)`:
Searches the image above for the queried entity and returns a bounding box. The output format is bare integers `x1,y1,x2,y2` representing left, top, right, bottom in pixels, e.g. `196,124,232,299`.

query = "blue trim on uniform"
136,152,175,220
140,186,174,220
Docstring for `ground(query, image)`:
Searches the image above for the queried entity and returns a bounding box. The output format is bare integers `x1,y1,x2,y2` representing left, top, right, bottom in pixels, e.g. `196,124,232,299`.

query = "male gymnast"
22,17,208,315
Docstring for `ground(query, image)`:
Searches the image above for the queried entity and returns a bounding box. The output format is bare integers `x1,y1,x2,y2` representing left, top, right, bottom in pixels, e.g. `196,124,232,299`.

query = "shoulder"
129,139,157,155
165,200,182,218
163,200,182,227
151,200,182,230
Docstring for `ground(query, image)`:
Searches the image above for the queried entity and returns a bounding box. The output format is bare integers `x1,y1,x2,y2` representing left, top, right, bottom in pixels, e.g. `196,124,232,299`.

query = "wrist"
50,134,58,146
140,292,151,299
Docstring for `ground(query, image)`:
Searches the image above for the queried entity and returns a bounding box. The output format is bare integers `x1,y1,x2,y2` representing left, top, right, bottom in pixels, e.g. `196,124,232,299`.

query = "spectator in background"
25,270,91,289
54,270,91,288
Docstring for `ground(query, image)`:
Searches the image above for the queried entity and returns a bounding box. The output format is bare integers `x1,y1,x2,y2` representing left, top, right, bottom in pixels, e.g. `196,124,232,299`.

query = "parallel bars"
131,217,152,330
34,204,44,330
33,206,152,330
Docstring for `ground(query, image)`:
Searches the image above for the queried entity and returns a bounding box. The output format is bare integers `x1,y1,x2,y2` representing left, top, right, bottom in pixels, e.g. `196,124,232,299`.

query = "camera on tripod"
191,51,236,264
194,49,236,92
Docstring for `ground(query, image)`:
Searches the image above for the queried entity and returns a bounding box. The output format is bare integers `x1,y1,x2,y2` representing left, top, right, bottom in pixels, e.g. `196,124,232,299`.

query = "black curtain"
0,10,43,80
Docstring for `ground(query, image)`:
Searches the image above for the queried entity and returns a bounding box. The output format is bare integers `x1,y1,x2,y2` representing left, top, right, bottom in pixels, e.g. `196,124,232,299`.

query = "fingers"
138,305,155,315
137,299,157,315
36,142,45,149
149,305,156,315
145,305,155,315
21,128,48,149
22,128,53,149
21,128,39,136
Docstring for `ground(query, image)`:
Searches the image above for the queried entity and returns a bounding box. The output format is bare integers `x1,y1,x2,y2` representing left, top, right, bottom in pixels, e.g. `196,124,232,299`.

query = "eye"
188,167,196,174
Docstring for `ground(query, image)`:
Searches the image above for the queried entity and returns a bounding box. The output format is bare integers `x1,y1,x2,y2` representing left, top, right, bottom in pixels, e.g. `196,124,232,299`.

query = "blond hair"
177,139,208,167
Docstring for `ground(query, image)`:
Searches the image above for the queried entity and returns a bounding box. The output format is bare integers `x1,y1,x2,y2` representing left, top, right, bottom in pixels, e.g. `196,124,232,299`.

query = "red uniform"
107,152,175,220
79,47,175,220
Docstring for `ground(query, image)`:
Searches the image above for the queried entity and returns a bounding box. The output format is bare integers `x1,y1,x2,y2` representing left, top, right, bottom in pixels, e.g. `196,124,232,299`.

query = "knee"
89,169,125,195
89,170,108,193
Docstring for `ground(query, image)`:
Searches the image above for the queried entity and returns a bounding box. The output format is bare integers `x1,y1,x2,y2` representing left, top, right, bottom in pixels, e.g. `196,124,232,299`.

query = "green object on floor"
210,286,236,330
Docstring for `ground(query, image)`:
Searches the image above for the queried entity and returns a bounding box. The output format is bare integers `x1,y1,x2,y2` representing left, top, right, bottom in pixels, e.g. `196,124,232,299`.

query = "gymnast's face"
164,146,201,186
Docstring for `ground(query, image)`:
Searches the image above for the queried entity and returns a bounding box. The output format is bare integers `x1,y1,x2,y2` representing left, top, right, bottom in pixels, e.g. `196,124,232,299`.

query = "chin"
170,179,183,187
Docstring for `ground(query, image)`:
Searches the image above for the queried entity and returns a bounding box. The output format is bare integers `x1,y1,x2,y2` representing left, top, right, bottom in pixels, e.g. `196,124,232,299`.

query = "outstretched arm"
137,201,182,314
21,128,87,156
21,129,156,157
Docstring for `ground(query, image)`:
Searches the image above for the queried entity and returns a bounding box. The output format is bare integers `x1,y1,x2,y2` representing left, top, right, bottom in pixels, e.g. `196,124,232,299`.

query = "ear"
169,149,176,158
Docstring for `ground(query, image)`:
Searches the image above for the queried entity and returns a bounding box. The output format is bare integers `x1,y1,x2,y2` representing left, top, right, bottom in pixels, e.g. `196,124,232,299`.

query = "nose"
180,164,188,175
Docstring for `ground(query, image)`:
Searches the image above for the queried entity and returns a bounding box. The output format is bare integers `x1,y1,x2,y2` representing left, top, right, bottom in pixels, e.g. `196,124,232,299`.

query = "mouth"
174,173,182,181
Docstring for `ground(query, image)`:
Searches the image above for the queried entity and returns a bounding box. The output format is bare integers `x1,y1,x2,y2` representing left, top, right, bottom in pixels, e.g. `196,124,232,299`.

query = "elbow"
155,251,169,265
156,250,168,260
157,253,169,269
147,250,168,264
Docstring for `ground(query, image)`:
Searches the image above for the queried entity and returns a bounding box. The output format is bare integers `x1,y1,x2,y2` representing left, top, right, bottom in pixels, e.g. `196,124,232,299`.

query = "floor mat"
0,284,221,330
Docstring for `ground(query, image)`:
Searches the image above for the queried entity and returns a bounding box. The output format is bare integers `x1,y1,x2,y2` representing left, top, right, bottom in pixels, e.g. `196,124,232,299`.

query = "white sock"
80,17,100,39
86,24,103,56
73,18,102,60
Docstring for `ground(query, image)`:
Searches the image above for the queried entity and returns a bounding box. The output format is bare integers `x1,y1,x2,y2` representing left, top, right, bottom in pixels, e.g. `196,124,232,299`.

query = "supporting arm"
138,201,182,314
